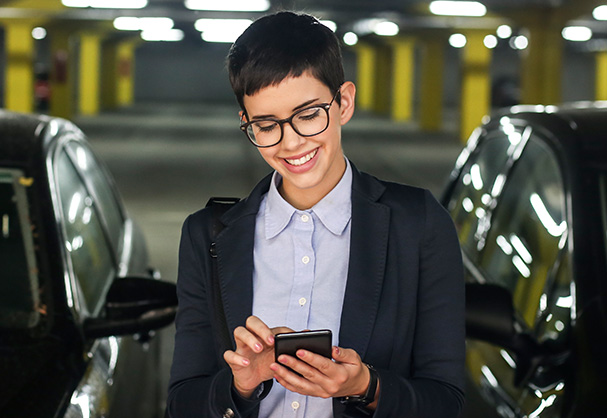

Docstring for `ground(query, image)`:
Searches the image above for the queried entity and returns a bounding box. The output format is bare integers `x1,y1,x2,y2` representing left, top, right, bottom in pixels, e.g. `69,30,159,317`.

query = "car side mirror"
465,283,567,386
83,277,177,339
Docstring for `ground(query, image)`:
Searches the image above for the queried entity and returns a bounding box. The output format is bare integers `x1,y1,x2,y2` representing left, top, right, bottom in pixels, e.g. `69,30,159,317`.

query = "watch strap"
339,363,378,405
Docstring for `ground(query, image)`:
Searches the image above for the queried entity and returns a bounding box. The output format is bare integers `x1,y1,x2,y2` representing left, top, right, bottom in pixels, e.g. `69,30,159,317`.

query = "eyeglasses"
240,87,341,148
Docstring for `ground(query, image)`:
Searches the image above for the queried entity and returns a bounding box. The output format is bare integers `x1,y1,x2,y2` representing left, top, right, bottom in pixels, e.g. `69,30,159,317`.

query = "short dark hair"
227,11,345,111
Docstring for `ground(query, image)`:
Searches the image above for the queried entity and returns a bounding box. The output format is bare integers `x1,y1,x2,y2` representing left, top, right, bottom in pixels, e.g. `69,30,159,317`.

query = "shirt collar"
264,158,353,239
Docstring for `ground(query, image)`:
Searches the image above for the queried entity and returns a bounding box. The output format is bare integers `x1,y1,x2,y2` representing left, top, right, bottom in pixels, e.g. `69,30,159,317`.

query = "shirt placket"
284,211,315,417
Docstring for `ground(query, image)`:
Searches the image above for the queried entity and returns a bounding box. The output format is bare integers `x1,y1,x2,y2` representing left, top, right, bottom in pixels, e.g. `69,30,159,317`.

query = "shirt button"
291,401,300,410
301,214,309,222
302,256,310,264
299,297,307,306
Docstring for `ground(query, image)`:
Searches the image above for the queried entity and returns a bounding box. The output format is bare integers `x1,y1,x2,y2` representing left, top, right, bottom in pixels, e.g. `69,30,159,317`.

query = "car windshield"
0,169,40,330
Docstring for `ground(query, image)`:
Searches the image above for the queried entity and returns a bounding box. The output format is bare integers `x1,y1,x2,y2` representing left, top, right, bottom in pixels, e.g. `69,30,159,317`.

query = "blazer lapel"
339,167,390,359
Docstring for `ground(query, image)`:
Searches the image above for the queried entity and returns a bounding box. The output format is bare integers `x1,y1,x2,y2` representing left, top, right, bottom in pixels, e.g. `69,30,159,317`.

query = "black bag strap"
206,197,240,356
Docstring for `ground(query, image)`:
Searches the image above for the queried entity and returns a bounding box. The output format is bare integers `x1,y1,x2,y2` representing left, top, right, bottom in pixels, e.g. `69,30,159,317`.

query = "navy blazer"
167,163,465,418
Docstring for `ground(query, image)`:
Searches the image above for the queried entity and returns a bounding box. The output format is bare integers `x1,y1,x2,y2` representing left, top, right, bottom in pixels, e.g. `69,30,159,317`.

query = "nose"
280,121,305,151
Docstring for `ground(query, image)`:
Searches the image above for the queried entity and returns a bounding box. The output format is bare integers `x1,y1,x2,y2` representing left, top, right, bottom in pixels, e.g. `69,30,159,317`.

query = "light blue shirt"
252,159,352,418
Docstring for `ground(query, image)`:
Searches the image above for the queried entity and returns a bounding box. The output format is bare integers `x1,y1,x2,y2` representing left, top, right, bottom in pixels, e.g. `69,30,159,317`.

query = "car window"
56,149,115,315
65,141,124,254
478,137,569,333
447,127,518,259
0,170,40,329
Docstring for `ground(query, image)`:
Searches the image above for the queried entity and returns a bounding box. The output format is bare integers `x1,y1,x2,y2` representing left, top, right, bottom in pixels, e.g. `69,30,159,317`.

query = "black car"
441,103,607,417
0,111,177,417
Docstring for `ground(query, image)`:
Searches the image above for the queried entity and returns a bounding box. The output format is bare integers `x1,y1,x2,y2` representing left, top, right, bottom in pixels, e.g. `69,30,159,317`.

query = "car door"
446,120,573,418
51,135,160,418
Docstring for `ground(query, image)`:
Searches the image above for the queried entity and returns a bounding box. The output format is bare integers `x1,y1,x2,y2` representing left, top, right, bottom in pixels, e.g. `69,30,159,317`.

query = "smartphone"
274,329,333,362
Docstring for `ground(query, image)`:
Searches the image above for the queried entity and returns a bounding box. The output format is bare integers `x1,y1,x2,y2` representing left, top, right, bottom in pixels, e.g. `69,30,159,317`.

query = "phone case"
274,329,333,360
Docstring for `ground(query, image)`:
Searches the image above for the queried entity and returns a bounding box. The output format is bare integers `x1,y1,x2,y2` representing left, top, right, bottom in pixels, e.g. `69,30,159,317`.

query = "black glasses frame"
240,87,341,148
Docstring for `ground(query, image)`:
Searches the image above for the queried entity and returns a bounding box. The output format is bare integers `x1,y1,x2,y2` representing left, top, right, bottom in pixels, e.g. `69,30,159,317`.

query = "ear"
338,81,356,126
239,110,246,122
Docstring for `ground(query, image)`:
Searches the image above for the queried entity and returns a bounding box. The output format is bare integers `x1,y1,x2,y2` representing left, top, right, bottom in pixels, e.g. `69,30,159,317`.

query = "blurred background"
1,0,605,414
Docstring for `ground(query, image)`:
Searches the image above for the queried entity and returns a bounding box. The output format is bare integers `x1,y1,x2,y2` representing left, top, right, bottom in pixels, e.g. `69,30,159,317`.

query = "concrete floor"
74,101,464,414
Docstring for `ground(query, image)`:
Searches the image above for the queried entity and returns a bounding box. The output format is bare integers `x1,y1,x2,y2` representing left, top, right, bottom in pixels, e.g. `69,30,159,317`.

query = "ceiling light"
320,20,337,32
510,35,528,50
496,24,512,39
449,33,467,48
195,18,253,43
562,26,592,42
484,34,497,49
593,5,607,20
373,21,399,36
62,0,147,8
184,0,269,12
343,32,358,46
141,28,184,42
429,1,486,17
32,27,47,40
114,17,174,31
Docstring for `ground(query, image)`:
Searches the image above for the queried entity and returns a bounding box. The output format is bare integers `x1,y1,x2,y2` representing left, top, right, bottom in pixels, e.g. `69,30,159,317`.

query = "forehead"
243,73,331,116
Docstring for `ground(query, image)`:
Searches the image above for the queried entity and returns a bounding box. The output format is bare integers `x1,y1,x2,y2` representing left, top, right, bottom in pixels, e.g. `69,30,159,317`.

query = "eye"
253,121,278,133
296,107,322,121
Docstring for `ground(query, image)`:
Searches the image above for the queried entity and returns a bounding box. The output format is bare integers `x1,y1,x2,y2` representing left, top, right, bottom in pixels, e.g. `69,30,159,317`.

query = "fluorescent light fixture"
114,17,174,31
320,20,337,32
62,0,147,8
185,0,269,12
429,1,486,17
141,28,184,42
449,33,467,48
484,34,497,48
374,21,399,36
562,26,592,42
195,18,252,43
593,5,607,20
496,24,512,39
343,32,358,46
32,27,47,40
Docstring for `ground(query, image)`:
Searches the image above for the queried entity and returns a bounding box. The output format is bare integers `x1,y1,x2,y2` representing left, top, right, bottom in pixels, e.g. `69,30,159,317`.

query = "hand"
270,346,376,405
223,316,292,398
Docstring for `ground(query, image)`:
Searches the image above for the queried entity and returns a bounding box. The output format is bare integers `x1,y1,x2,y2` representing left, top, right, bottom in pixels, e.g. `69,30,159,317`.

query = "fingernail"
297,350,305,358
270,363,278,371
254,343,262,352
268,335,275,344
334,347,340,356
242,358,250,366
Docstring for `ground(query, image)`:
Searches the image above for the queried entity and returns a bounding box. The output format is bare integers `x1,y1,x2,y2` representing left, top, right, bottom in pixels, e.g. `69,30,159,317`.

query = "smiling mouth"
285,149,318,166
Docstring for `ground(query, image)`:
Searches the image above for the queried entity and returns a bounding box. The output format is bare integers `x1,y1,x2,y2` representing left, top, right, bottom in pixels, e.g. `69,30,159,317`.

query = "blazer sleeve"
374,190,466,418
166,213,269,418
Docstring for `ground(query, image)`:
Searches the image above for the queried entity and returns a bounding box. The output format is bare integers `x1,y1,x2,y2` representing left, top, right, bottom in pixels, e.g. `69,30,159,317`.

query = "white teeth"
286,149,317,166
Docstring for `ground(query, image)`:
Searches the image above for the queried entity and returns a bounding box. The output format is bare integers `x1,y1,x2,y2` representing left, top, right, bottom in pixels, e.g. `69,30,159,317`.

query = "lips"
285,149,318,166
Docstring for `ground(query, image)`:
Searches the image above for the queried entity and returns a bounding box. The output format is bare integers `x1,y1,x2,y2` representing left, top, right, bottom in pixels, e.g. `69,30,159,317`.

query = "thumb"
332,346,357,364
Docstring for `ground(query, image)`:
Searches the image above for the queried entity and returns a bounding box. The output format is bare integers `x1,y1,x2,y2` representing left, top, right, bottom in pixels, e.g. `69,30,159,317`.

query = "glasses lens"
247,121,281,146
292,106,329,136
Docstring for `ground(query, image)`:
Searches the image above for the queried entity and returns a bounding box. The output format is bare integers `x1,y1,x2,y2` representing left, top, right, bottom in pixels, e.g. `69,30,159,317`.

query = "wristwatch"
340,363,379,405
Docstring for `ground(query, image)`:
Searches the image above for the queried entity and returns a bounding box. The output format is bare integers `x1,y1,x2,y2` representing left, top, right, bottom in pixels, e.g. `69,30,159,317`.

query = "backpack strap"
205,197,240,356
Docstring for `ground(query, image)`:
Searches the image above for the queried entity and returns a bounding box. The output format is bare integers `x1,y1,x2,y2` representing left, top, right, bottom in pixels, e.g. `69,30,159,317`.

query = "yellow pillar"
419,36,445,132
596,51,607,101
49,29,73,119
117,40,136,107
4,22,35,113
460,31,492,142
78,33,101,115
391,37,415,122
520,23,563,105
355,43,376,111
372,44,392,114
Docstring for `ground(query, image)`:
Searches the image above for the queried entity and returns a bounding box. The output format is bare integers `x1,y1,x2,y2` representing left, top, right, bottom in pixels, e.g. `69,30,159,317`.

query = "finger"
271,362,329,398
295,350,336,377
223,350,251,369
233,326,265,353
331,346,360,365
245,316,276,346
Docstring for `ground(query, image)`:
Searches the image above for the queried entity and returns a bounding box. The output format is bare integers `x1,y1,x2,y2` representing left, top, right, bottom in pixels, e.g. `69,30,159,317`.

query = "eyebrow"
250,97,320,120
